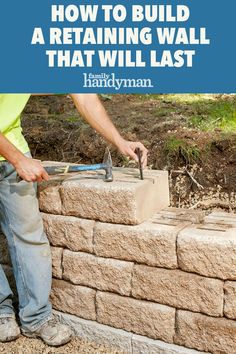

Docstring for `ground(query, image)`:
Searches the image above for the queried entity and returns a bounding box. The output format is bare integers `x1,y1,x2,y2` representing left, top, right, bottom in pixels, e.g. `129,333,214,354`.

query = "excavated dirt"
22,94,236,212
0,336,125,354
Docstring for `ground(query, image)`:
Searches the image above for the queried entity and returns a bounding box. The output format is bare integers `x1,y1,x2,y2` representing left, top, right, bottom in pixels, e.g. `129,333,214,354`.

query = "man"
0,94,148,346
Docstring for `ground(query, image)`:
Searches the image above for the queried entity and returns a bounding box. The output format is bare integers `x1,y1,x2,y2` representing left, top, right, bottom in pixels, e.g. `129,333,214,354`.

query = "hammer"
17,148,113,182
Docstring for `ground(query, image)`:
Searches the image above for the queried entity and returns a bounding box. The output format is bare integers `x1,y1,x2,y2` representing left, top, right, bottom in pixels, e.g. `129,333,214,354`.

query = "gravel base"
0,335,126,354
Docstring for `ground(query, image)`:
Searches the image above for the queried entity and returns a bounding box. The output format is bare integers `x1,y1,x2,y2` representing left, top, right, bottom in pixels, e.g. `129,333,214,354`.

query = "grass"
139,94,236,133
188,101,236,132
164,136,201,164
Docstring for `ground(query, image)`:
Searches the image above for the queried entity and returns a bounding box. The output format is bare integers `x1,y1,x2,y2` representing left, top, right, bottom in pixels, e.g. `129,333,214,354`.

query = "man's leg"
0,159,52,332
0,156,72,346
0,265,20,342
0,263,15,318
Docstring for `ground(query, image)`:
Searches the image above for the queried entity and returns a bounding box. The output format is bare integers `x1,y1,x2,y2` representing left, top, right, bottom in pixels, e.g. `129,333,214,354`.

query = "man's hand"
116,139,148,167
14,156,50,183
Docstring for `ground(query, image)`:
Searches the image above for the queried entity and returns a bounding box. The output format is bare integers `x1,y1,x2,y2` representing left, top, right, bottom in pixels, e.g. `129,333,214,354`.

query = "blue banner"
0,0,235,93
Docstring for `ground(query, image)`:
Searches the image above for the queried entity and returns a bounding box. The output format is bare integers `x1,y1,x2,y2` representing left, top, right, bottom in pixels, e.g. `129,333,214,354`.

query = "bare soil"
22,94,236,212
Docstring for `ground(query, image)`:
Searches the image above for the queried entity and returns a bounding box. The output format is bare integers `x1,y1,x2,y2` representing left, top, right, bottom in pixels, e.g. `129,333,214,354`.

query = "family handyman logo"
83,73,153,90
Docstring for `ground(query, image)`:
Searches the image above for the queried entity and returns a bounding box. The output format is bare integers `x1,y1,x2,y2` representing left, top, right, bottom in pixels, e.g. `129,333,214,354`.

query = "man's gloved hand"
116,139,148,167
14,156,50,183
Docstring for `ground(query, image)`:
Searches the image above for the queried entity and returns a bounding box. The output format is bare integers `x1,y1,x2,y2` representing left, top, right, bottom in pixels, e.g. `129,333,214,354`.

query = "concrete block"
132,334,208,354
205,211,236,226
54,310,207,354
51,279,96,321
43,214,94,253
60,167,169,225
0,235,10,265
224,281,236,319
51,247,63,279
38,179,62,214
54,310,133,353
158,207,205,224
96,291,175,343
175,309,236,353
132,265,223,317
178,223,236,279
94,218,189,269
63,250,133,296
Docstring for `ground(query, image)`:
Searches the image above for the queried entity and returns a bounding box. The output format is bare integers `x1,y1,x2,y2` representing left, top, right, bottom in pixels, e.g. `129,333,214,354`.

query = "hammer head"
103,147,113,182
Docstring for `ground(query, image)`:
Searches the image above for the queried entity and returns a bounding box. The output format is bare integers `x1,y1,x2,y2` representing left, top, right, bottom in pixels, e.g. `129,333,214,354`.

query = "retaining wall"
1,167,236,354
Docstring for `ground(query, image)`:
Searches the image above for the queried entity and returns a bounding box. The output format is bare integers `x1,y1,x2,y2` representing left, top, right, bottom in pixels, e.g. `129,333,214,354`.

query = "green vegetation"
188,101,236,132
164,136,201,164
138,94,236,133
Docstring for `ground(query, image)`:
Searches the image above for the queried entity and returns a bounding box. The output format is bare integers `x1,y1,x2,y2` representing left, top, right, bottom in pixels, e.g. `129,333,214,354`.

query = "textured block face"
51,279,96,320
0,235,10,265
55,312,133,353
178,223,236,279
224,281,236,319
132,265,224,317
63,250,133,296
60,168,169,225
96,292,175,342
38,180,62,214
43,214,94,253
175,310,236,353
51,247,63,279
94,218,188,268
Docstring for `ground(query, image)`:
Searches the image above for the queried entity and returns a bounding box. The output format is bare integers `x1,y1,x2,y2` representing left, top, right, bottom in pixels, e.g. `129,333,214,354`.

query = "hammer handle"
45,164,105,174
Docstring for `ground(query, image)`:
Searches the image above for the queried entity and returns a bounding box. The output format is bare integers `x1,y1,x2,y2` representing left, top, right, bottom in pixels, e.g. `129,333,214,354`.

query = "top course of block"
38,165,170,225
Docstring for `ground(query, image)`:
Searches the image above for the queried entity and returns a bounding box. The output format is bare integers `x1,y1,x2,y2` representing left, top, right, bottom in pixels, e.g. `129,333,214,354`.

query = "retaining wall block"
96,291,175,343
94,218,189,269
60,168,169,225
175,309,236,354
132,334,209,354
205,211,236,226
55,310,133,353
132,265,224,317
43,214,94,253
178,222,236,279
158,208,205,224
63,250,133,296
224,281,236,319
38,179,62,214
51,279,96,321
51,247,63,279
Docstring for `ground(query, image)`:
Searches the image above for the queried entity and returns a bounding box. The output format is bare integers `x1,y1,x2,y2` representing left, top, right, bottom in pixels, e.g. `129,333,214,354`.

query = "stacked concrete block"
39,167,170,224
37,167,236,354
1,165,236,353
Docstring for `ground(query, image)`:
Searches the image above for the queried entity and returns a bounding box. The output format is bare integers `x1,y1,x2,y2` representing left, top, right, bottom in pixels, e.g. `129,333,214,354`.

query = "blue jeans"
0,153,52,331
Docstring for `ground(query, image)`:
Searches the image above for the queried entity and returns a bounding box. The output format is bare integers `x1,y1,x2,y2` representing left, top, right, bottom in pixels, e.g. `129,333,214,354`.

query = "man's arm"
3,94,147,182
70,94,148,166
0,132,49,182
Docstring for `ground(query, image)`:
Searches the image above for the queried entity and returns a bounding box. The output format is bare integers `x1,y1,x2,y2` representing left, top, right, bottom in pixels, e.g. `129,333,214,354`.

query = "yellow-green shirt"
0,94,31,161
